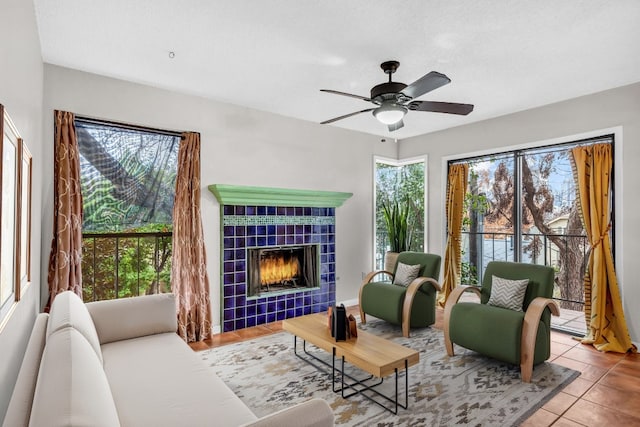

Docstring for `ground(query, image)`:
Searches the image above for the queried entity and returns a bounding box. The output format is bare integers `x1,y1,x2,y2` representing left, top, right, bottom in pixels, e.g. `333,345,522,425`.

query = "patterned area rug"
200,319,579,426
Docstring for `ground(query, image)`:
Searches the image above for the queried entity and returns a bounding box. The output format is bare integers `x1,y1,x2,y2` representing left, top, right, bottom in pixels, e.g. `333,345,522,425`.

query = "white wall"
42,64,397,327
400,82,640,344
0,0,43,420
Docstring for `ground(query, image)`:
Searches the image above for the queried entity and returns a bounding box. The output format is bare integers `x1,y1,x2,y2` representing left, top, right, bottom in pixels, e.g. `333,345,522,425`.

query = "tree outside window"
76,119,180,302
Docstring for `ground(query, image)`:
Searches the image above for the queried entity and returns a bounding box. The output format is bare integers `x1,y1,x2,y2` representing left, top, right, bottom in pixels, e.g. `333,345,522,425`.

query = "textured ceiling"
34,0,640,140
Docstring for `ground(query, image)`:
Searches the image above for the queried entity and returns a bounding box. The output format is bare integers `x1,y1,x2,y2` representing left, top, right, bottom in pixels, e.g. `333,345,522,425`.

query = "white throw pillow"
393,262,421,287
487,275,529,312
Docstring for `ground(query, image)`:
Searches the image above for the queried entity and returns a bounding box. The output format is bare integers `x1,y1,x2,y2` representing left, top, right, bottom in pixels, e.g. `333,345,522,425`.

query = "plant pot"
384,251,399,274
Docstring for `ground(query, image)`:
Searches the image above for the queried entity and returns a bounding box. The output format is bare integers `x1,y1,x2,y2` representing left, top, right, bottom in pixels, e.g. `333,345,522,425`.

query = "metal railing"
81,231,172,302
461,230,589,311
375,229,424,271
462,230,589,335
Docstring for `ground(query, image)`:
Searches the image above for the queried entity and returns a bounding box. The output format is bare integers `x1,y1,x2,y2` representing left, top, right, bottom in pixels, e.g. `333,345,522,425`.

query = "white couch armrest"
241,398,334,427
86,293,177,344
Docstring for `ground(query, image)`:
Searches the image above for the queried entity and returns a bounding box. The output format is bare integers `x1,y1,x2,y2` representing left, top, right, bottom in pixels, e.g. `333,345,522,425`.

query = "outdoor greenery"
381,199,412,252
81,224,172,302
461,169,490,284
375,160,424,268
77,119,179,302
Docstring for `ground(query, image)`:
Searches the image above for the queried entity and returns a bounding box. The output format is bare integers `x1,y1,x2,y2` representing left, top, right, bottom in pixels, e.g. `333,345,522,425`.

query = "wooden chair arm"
402,277,442,337
358,270,393,324
443,285,482,356
520,297,560,382
362,270,393,284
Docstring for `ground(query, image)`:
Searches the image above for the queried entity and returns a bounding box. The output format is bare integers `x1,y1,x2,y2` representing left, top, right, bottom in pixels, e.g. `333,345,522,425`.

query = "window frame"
373,155,428,270
0,105,32,324
441,126,623,295
74,115,181,302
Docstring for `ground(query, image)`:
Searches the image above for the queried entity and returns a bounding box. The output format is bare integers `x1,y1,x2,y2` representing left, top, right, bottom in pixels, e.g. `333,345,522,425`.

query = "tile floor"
190,306,640,426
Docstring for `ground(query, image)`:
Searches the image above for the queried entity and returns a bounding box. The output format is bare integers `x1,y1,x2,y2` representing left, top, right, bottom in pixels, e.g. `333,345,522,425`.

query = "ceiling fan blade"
320,89,371,102
387,119,404,132
401,71,451,99
408,100,474,115
320,108,375,124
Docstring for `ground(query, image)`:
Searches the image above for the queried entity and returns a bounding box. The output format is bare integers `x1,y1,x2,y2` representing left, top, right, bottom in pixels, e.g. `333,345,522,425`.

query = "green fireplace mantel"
208,184,352,207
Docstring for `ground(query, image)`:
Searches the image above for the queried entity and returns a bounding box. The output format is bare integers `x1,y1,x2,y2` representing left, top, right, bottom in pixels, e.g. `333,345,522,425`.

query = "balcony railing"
375,229,425,270
81,231,172,303
461,230,589,335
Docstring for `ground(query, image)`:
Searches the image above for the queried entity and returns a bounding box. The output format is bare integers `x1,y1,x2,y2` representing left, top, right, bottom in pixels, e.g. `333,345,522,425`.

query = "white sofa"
3,291,334,427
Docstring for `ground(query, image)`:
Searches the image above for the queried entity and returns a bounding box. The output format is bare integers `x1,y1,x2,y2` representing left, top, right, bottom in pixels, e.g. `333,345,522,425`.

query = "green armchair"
444,261,560,382
359,252,441,337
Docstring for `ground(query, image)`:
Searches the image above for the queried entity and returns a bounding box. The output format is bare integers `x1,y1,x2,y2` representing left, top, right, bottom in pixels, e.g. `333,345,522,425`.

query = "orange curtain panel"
438,163,469,307
571,143,635,353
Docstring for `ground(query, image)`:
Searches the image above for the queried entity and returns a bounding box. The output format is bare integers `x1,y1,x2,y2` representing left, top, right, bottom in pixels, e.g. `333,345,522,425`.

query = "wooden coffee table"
282,313,419,414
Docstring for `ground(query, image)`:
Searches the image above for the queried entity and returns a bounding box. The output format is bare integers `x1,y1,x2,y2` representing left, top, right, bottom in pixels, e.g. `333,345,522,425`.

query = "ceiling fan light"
373,104,407,125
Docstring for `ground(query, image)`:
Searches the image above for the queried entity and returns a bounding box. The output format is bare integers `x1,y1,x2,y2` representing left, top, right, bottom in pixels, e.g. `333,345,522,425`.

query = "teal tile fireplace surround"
209,185,352,332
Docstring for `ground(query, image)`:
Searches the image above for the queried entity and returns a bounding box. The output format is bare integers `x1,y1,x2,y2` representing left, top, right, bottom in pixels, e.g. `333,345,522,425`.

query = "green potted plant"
381,199,413,272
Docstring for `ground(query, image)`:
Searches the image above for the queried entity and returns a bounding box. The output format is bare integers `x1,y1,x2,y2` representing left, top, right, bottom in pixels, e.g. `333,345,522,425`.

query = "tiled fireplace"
209,185,352,332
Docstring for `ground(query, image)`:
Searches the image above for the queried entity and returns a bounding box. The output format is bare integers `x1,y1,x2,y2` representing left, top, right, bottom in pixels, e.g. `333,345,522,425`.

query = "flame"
260,253,300,285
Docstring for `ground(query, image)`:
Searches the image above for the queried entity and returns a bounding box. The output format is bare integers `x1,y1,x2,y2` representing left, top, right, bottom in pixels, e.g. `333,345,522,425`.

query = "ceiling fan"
320,60,474,132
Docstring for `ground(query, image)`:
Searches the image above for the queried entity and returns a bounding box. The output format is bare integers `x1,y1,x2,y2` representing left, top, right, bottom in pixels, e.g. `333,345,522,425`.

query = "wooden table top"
283,313,419,378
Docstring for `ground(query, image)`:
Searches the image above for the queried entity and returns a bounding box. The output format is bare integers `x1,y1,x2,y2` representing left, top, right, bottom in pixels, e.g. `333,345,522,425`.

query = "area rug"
200,319,579,426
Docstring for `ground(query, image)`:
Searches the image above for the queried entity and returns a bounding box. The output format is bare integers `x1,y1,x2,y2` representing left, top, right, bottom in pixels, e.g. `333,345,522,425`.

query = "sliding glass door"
452,135,613,334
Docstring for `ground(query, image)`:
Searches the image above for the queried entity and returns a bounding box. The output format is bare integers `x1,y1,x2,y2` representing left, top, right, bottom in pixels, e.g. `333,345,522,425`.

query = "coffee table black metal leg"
291,335,410,414
332,347,339,393
292,336,334,378
395,367,398,414
293,337,368,387
338,357,409,414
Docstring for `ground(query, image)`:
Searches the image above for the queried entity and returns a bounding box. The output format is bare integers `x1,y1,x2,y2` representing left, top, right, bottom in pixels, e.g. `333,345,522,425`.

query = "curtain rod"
74,115,184,138
449,134,614,166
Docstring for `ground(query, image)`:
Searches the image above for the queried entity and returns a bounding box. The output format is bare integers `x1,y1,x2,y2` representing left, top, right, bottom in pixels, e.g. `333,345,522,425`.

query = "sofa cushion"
450,302,525,365
450,301,551,365
101,332,257,427
29,327,121,427
86,293,177,344
360,282,405,325
47,290,103,363
360,280,438,328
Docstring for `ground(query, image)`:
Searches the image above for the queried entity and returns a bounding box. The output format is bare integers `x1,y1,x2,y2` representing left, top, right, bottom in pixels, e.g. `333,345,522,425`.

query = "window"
374,157,426,269
1,106,32,322
450,135,614,335
76,118,180,302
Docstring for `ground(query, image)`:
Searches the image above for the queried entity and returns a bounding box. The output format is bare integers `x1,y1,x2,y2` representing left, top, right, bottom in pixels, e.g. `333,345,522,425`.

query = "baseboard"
338,298,359,308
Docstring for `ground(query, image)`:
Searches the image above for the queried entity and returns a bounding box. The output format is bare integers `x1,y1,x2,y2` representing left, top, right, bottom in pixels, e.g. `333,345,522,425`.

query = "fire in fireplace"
248,245,319,297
